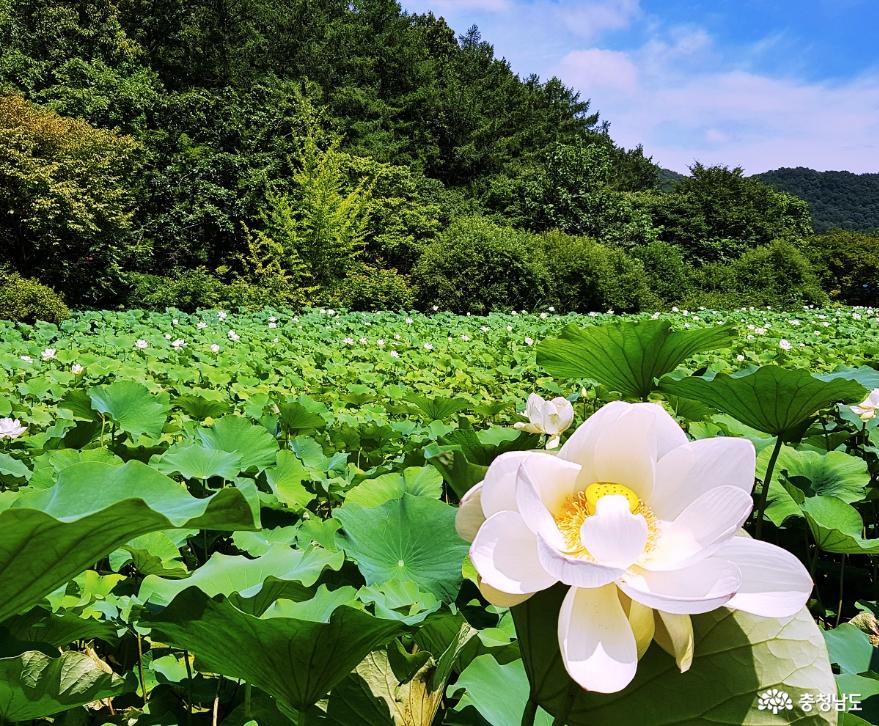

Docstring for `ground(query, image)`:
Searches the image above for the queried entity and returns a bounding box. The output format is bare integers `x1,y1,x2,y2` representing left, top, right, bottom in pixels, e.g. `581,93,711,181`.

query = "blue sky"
400,0,879,173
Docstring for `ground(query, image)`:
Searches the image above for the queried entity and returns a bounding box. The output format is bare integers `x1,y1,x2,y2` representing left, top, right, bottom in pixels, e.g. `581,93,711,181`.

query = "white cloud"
406,0,512,13
559,0,641,41
554,33,879,173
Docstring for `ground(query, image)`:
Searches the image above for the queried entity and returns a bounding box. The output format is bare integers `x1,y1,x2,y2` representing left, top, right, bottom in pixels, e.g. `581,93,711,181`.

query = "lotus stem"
521,697,538,726
754,435,783,539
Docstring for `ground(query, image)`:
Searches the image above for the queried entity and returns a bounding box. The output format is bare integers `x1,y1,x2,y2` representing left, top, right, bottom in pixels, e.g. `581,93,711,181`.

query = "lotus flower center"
555,482,656,558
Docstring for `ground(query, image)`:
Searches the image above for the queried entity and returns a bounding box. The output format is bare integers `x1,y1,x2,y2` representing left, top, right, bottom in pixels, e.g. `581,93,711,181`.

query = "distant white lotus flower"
164,334,172,340
210,344,220,353
548,306,555,312
457,402,812,694
390,350,399,358
779,339,792,351
71,363,84,375
540,312,549,319
227,330,240,342
172,318,179,325
424,342,433,350
41,348,56,360
432,305,439,311
736,354,745,362
172,339,185,349
217,310,227,320
377,339,386,347
0,417,26,439
343,337,354,345
20,355,32,363
359,337,368,344
269,322,277,329
524,337,534,346
197,322,208,329
461,335,471,342
268,316,277,322
135,340,149,349
513,393,575,449
852,389,879,421
406,317,414,325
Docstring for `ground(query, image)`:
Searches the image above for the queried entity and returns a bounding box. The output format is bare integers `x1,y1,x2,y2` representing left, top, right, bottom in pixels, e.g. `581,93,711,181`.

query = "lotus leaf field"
3,305,879,725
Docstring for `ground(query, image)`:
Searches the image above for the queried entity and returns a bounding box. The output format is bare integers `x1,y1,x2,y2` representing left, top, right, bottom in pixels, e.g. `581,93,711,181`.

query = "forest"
0,0,877,318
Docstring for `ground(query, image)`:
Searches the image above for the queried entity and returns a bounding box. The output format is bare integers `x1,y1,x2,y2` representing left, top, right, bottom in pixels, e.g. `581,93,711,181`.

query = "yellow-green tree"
0,94,138,303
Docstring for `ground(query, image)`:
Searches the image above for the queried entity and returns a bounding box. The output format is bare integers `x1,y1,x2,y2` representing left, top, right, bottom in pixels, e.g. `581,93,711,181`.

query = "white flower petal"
579,495,648,569
623,596,655,659
642,485,754,570
480,451,533,518
470,511,557,594
478,580,533,608
650,438,756,520
455,482,485,542
515,457,580,550
719,537,813,617
580,406,659,501
558,401,629,465
558,585,638,693
619,559,741,614
536,535,623,588
653,611,694,672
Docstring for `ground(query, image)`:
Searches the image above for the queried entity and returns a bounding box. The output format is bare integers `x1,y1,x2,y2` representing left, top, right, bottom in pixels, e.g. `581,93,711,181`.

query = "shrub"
126,269,224,311
803,231,879,305
731,240,827,307
538,231,658,313
630,241,693,304
0,270,70,323
412,217,547,313
327,265,415,311
683,240,827,309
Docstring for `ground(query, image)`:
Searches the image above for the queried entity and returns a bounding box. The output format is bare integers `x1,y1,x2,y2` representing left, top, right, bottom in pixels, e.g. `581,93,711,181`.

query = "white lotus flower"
71,363,84,375
171,338,185,349
210,344,220,353
41,348,56,360
457,401,812,694
0,417,26,439
514,393,575,449
197,321,208,329
19,355,32,363
135,339,149,349
852,389,879,421
217,310,227,320
524,337,534,346
424,342,433,350
227,330,240,342
779,339,791,351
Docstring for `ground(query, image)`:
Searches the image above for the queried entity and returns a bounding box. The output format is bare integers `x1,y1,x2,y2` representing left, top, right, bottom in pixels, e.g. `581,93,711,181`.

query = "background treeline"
0,0,877,320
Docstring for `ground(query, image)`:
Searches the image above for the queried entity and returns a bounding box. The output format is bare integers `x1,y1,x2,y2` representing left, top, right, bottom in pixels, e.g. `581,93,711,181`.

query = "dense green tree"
804,231,879,304
648,164,812,262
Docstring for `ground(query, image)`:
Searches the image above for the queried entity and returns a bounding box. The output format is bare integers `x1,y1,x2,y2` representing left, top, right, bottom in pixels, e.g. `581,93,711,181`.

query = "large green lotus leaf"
197,415,278,471
0,650,123,721
335,494,469,602
0,452,30,481
448,655,553,726
537,319,736,400
1,608,119,648
109,530,192,577
803,497,879,554
344,466,443,508
153,443,242,480
403,392,470,421
512,585,836,725
762,446,870,504
89,381,169,439
174,393,230,420
0,461,259,622
142,587,403,711
139,545,343,606
265,451,313,511
660,366,867,436
824,624,879,674
278,395,329,432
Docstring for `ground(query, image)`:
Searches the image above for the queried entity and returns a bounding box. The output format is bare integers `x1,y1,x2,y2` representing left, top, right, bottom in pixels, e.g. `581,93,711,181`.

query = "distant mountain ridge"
753,167,879,233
